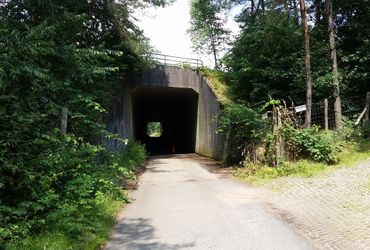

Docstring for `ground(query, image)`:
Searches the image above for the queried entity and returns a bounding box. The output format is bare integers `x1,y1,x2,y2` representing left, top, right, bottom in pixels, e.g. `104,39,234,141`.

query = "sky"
135,0,240,67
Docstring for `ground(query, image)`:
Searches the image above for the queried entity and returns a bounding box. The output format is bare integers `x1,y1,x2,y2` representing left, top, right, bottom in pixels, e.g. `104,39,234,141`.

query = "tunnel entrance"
132,86,198,155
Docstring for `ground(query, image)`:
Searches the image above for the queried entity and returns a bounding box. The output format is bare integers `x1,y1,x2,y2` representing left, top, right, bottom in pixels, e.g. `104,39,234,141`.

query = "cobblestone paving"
262,161,370,250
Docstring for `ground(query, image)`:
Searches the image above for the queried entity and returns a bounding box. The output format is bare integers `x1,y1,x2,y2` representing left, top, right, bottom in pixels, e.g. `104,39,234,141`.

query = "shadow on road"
107,218,195,250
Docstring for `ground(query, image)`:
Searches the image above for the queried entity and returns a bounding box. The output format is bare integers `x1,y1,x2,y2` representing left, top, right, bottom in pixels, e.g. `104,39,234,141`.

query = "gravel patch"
262,160,370,250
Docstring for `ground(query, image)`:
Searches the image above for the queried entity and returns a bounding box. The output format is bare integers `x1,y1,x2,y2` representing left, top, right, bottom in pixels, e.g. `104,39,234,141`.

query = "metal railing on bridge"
148,53,203,68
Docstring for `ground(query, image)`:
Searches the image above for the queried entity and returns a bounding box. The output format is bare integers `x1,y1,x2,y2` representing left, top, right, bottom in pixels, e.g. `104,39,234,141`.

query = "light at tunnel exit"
132,86,198,155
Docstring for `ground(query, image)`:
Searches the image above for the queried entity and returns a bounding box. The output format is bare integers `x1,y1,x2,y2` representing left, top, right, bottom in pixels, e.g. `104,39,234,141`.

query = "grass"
199,67,231,105
4,141,147,250
337,141,370,166
234,140,370,185
5,195,124,250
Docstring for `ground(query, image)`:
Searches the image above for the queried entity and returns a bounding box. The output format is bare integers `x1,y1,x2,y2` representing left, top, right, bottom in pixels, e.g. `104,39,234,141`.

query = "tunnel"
132,86,198,155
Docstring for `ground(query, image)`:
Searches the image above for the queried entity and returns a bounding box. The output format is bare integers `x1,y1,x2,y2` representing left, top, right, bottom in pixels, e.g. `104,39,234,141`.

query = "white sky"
135,0,241,67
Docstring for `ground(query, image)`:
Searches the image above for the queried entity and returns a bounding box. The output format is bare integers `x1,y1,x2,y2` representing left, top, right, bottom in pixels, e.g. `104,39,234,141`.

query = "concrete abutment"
106,65,224,160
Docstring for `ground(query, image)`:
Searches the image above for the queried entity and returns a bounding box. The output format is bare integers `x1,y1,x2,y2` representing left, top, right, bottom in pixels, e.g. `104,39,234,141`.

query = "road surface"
106,154,314,250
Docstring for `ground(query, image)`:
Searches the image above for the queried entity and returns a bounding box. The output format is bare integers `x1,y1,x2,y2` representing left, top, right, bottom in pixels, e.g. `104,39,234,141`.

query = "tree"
299,0,313,127
0,0,173,244
219,0,368,117
332,0,370,96
325,0,342,130
223,11,304,103
188,0,230,68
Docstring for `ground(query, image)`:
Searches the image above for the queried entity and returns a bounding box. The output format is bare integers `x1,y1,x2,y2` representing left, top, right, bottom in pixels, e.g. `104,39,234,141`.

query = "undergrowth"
222,102,370,183
235,140,370,184
2,139,146,250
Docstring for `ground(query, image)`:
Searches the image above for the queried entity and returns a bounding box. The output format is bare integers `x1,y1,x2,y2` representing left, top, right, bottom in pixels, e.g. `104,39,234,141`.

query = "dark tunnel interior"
132,86,198,155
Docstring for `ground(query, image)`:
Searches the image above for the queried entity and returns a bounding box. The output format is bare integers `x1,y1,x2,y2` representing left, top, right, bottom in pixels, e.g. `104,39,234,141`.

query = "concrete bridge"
106,56,224,160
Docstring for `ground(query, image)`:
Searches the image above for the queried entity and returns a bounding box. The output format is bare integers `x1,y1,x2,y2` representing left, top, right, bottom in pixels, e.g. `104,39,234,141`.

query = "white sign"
295,105,307,113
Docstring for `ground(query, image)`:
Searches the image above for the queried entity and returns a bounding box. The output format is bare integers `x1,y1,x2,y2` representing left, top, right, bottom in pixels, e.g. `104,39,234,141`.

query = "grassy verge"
6,196,123,250
4,141,146,250
234,140,370,185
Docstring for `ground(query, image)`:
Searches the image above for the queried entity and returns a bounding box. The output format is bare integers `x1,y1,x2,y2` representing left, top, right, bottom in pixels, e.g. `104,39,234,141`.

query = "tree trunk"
326,0,342,130
314,0,322,24
251,0,255,15
293,0,299,25
61,107,68,136
213,47,218,69
284,0,289,11
261,0,265,13
211,39,218,69
250,0,255,23
299,0,313,127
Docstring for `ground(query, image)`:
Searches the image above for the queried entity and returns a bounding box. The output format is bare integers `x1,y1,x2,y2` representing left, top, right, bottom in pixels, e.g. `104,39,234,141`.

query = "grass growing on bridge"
200,67,231,105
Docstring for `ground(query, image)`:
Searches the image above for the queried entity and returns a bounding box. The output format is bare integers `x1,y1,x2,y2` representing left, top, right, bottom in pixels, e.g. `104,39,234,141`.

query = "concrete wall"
105,81,133,151
135,65,200,93
195,77,224,159
107,65,223,159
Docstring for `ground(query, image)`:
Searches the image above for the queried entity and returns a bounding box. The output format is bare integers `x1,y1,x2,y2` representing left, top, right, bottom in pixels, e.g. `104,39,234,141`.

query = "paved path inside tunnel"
105,154,314,250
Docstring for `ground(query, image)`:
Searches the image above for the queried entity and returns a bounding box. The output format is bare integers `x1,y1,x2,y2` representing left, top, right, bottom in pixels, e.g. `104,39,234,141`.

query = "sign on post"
295,105,307,113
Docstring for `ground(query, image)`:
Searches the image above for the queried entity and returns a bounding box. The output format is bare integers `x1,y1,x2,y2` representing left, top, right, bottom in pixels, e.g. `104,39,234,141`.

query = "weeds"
2,140,146,250
235,141,370,184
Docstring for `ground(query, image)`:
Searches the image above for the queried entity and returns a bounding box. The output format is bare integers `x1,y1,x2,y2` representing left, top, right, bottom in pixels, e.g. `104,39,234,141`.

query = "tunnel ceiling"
132,86,199,155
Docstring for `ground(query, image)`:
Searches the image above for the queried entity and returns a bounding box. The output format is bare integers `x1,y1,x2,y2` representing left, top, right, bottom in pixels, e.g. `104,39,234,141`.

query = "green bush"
1,137,146,248
217,103,268,165
282,125,341,164
362,123,370,139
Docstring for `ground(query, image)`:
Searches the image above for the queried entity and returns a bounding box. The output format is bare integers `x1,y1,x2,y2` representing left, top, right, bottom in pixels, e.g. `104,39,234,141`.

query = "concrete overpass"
106,55,224,160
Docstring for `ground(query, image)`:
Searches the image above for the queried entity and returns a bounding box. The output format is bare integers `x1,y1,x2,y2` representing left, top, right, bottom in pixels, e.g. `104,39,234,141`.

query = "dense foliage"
223,11,305,103
196,0,370,169
2,140,146,248
221,0,370,104
217,103,268,164
0,0,171,247
217,102,341,166
281,125,340,164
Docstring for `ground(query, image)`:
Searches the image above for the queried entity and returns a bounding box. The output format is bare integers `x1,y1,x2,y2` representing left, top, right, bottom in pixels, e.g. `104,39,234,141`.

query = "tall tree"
292,0,299,24
332,0,370,96
188,0,230,68
223,11,304,102
313,0,324,24
325,0,342,130
260,0,265,12
0,0,173,244
299,0,313,127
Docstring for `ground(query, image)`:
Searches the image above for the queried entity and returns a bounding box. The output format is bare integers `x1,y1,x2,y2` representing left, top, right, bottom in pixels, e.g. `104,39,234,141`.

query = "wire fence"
269,93,369,166
295,94,368,130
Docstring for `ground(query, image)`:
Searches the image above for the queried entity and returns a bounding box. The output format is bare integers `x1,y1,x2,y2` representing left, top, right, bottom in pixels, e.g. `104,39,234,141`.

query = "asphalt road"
105,154,314,250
